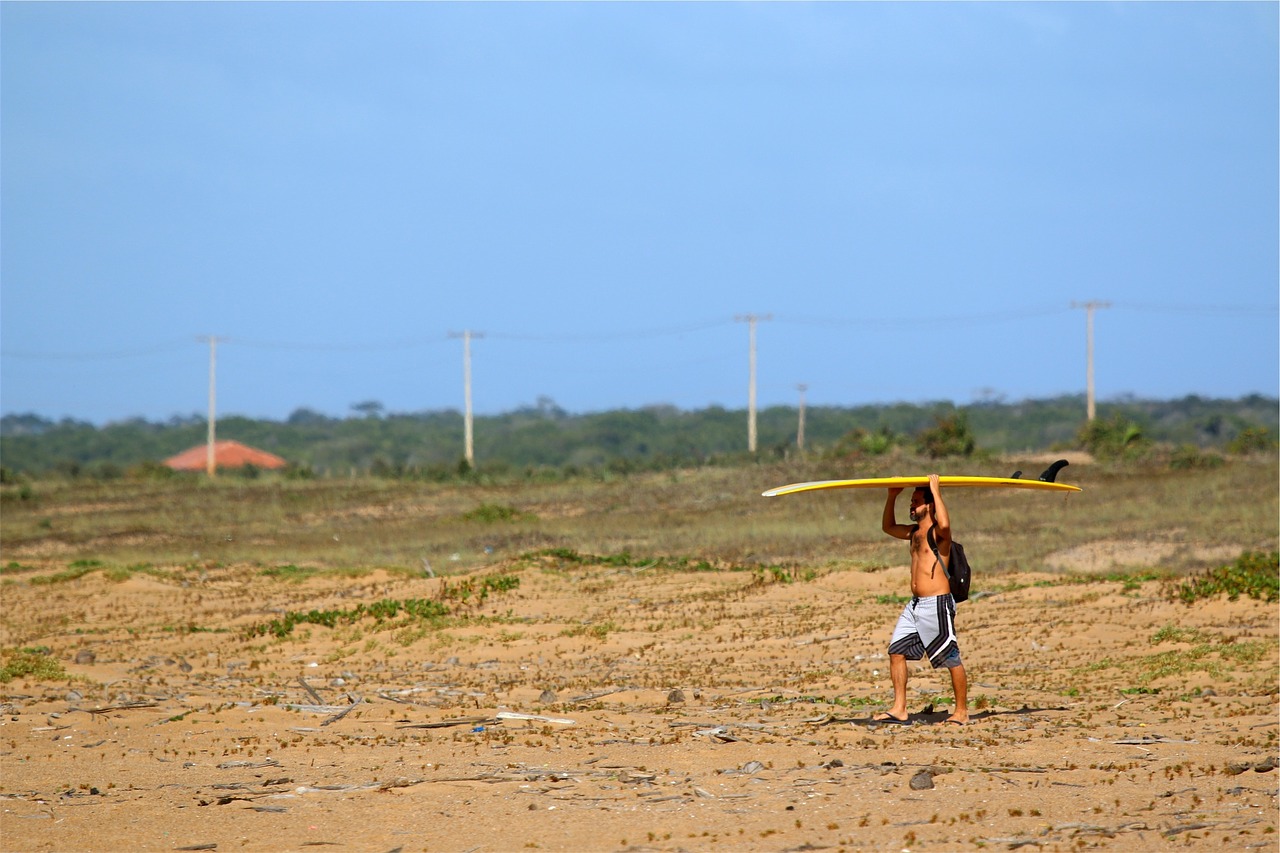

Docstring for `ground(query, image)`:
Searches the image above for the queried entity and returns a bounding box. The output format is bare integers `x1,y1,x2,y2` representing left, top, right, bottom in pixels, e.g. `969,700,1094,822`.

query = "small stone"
909,770,935,790
538,689,557,704
74,650,95,665
666,689,685,704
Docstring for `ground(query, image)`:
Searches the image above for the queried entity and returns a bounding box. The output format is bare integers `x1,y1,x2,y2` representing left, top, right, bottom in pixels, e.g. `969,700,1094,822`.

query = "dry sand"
1,555,1276,852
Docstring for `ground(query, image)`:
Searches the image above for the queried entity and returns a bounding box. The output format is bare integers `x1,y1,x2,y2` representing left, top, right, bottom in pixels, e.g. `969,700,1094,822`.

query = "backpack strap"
925,526,951,579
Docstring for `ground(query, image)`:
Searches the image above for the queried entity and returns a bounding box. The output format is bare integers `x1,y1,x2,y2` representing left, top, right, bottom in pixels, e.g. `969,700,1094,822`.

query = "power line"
231,335,450,352
484,318,734,343
0,340,191,360
1110,302,1279,316
5,302,1269,362
778,305,1071,328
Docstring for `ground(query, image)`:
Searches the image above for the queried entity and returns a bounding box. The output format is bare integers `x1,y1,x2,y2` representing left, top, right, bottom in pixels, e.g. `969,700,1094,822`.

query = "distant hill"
1,394,1275,477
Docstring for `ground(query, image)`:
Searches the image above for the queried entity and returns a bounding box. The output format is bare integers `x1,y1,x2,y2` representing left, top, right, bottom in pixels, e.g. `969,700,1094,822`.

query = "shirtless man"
873,474,969,725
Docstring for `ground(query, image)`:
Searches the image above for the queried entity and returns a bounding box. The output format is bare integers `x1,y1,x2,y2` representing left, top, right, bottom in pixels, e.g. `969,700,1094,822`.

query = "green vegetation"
916,412,977,459
519,548,800,579
260,564,322,581
1,455,1274,577
1172,551,1279,604
30,561,106,585
2,394,1274,478
1077,414,1150,461
1227,426,1276,455
246,597,454,639
245,573,521,638
463,503,534,523
1081,636,1272,686
438,573,521,604
0,648,68,683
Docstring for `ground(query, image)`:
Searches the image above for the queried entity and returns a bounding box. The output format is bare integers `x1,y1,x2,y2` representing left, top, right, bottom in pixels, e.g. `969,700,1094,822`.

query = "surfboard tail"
1038,459,1069,483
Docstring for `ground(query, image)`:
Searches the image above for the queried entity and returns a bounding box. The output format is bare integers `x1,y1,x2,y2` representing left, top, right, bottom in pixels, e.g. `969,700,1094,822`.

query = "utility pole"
796,383,808,452
735,314,771,453
449,330,484,467
1071,301,1110,421
196,335,226,477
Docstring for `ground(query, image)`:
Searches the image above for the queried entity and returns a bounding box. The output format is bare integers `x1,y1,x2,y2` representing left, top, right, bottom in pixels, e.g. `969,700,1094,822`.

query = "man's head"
909,486,934,522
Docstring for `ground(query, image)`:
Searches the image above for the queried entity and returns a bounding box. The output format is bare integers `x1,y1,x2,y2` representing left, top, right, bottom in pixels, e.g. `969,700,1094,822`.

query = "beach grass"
1,454,1274,581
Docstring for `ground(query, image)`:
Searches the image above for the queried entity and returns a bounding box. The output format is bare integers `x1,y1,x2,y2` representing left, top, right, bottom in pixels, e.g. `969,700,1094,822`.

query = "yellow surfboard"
762,474,1082,498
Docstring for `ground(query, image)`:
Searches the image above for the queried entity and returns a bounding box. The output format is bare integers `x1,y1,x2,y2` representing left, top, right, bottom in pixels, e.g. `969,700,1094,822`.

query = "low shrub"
1173,551,1278,604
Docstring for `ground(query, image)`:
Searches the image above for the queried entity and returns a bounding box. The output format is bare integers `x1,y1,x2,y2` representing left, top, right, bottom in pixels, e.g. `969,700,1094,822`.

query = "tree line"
0,393,1275,480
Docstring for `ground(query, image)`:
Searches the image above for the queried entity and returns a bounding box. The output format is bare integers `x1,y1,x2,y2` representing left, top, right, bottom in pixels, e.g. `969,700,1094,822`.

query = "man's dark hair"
913,486,934,505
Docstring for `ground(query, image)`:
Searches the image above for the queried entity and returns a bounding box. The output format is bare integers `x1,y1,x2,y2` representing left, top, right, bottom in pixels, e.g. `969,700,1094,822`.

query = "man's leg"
946,663,968,724
889,653,909,716
874,653,910,722
877,602,920,723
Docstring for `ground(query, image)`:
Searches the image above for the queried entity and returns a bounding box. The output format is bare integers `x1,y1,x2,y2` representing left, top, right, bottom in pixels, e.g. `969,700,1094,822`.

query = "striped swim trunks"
888,593,961,669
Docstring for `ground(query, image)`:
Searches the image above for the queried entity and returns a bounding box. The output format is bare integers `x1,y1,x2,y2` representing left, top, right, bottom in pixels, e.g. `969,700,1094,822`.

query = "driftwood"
85,702,159,716
396,716,495,730
297,677,325,705
495,711,575,725
567,688,624,704
321,696,363,726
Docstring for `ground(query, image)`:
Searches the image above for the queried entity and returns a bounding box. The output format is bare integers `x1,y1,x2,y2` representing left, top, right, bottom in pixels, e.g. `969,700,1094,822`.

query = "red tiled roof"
163,440,287,471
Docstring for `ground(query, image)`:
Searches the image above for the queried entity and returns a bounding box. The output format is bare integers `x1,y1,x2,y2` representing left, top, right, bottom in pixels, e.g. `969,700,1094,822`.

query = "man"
873,474,969,725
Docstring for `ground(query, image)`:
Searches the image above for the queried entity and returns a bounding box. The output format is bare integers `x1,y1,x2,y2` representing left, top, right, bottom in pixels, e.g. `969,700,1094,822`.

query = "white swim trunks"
888,594,961,669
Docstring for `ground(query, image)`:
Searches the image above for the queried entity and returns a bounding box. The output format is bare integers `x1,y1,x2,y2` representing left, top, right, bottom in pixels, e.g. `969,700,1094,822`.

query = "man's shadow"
836,704,1070,727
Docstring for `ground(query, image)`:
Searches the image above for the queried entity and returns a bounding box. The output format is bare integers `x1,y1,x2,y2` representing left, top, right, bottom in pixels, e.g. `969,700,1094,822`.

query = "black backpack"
926,526,972,603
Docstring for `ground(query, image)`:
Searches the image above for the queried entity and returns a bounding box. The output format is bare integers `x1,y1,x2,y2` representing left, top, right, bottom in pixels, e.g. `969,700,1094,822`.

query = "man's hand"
927,474,940,492
888,486,903,497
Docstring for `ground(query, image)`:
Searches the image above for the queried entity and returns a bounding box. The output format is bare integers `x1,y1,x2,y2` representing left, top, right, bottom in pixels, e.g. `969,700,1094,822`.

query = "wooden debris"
693,726,741,743
283,704,349,715
396,716,495,730
1112,736,1196,745
216,759,280,770
297,677,324,705
321,696,363,726
495,711,575,725
567,688,623,704
85,702,159,716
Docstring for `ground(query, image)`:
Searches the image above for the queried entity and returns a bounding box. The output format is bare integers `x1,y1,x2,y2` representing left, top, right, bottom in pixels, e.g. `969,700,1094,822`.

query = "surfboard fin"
1038,459,1069,482
1010,470,1022,479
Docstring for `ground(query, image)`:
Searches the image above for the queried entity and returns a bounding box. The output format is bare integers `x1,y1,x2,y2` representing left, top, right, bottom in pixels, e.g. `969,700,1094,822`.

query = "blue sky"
2,2,1276,424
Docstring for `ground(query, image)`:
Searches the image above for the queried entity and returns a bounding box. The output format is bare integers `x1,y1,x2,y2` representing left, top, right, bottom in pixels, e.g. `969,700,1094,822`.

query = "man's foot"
872,712,911,725
939,715,969,726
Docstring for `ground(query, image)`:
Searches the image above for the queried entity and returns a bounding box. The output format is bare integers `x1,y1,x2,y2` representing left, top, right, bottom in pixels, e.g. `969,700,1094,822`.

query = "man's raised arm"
928,473,951,551
883,487,912,540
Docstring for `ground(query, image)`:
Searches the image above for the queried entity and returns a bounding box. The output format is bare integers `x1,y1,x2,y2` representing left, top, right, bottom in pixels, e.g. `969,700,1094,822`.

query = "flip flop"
872,713,911,725
938,718,970,726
